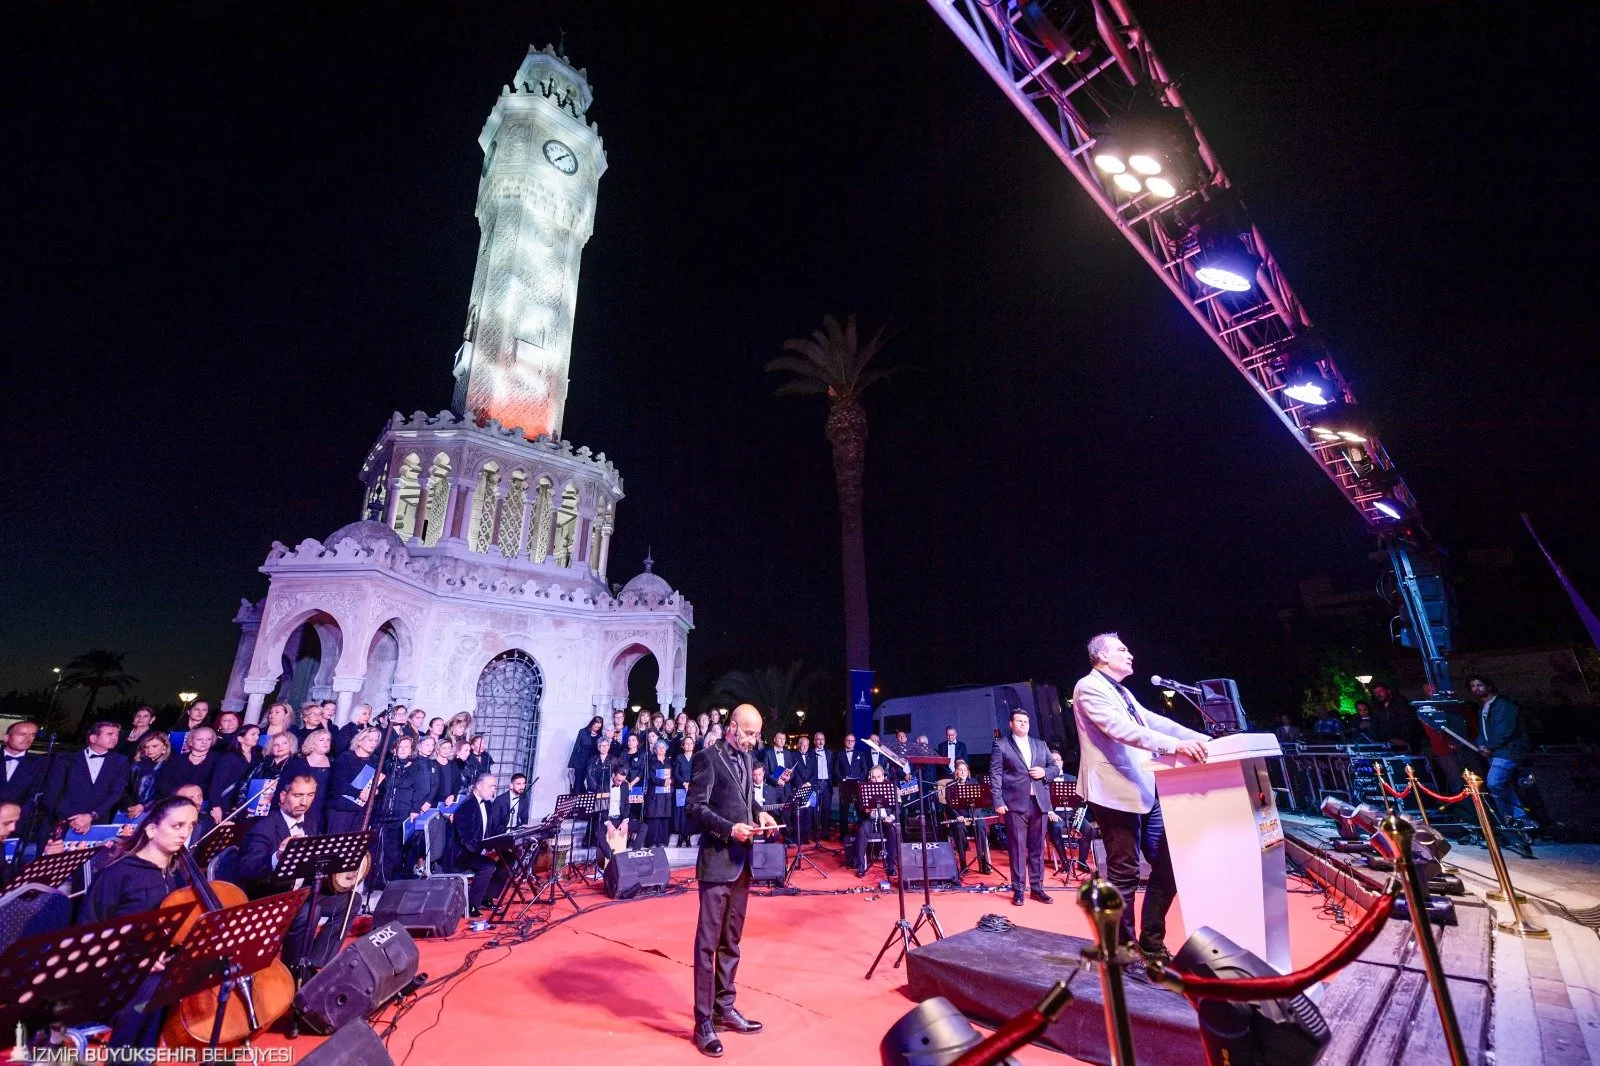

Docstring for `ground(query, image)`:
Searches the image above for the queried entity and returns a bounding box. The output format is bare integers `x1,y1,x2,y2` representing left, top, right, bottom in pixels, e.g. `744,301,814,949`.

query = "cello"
158,842,297,1047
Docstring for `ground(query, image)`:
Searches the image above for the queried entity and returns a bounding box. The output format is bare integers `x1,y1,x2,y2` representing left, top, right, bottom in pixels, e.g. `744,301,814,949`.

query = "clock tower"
452,46,607,440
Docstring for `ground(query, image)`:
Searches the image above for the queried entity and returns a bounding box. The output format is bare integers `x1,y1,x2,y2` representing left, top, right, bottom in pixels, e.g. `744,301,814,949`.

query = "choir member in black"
751,764,789,843
209,724,260,822
622,733,647,791
284,727,334,833
247,731,299,814
595,763,639,864
1,721,45,811
235,773,345,967
44,721,130,837
834,734,870,838
333,703,370,755
327,727,382,834
403,708,427,741
214,710,241,749
293,703,328,744
175,700,211,741
672,735,696,843
114,707,157,759
123,732,171,819
460,734,494,784
430,738,462,807
156,725,221,803
492,772,531,829
426,717,447,744
445,712,474,750
853,765,899,877
374,735,427,885
260,701,295,751
942,760,993,874
82,794,199,1048
634,710,653,738
643,739,677,846
450,772,505,916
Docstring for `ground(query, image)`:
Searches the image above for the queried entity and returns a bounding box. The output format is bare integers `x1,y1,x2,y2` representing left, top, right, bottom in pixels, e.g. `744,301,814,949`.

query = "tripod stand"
901,752,949,946
862,780,913,979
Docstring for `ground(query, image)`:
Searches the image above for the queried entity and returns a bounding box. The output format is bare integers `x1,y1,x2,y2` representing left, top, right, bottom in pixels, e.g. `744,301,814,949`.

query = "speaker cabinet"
296,922,420,1034
899,841,959,886
603,846,671,899
750,841,787,883
371,874,468,938
297,1021,395,1066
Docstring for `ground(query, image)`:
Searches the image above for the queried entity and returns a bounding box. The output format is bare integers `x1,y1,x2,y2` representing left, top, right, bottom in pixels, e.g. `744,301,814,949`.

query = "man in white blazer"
1073,632,1209,966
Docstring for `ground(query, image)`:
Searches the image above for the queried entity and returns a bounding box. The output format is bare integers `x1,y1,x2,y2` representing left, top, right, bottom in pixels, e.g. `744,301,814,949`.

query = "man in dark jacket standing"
44,722,130,836
685,704,779,1057
1468,675,1532,827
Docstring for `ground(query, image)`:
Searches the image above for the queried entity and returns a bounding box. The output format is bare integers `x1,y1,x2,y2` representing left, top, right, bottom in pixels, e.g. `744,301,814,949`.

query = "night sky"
3,2,1596,721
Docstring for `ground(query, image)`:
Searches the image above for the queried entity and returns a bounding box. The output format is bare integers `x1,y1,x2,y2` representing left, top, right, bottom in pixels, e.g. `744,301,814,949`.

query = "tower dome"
324,520,406,553
620,552,673,604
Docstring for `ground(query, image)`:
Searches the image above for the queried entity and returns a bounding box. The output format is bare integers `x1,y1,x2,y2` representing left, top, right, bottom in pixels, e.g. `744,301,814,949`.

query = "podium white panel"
1151,732,1289,972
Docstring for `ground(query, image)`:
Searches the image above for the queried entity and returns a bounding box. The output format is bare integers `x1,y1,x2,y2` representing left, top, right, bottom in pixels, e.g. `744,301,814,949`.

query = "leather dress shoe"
1029,889,1054,905
694,1021,724,1057
1012,889,1026,906
714,1007,763,1034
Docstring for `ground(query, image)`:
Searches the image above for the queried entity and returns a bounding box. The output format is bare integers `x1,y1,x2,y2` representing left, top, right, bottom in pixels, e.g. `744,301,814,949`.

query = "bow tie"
85,753,105,760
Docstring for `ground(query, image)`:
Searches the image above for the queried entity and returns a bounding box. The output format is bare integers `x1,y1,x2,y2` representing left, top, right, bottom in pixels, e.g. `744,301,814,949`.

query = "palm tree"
59,649,138,729
711,660,826,736
767,314,896,678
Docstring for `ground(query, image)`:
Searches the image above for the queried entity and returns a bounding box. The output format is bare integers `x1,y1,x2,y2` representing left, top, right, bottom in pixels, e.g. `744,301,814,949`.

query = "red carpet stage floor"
260,853,1356,1065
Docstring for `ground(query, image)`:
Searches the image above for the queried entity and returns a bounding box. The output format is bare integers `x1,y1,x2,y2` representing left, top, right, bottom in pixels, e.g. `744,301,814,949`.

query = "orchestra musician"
834,733,869,837
235,773,346,968
852,764,898,878
1073,632,1209,967
686,703,778,1057
941,759,992,874
43,721,130,840
989,709,1061,907
450,771,507,917
937,727,968,780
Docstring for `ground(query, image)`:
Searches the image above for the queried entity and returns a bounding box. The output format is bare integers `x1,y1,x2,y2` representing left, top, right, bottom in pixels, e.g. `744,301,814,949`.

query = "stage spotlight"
1145,176,1176,198
1303,402,1369,445
879,997,1002,1066
1129,154,1161,175
1372,497,1407,521
1113,172,1143,193
1091,95,1198,199
1275,333,1336,407
1193,228,1261,292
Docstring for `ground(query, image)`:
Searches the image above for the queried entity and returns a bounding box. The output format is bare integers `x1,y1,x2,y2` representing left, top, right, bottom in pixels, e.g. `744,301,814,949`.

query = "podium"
1150,732,1289,972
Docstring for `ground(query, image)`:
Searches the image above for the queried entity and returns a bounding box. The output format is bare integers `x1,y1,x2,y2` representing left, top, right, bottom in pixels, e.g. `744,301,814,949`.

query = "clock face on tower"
542,140,578,174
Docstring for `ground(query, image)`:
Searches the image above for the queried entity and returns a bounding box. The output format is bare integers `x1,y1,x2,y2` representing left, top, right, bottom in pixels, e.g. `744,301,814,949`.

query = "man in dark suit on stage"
452,771,507,915
989,709,1061,907
686,703,779,1057
492,772,530,829
833,733,869,838
43,722,130,837
937,727,969,780
236,772,345,966
1,721,46,809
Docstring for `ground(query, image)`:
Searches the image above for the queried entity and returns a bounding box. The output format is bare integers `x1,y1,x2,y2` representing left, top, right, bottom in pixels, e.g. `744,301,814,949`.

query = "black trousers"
948,815,993,872
1089,799,1178,952
693,867,751,1027
1003,805,1048,891
457,851,500,910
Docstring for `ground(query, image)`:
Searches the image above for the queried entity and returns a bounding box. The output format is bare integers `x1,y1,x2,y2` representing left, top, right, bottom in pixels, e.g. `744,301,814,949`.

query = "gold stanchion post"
1077,879,1138,1066
1401,763,1432,828
1379,813,1470,1066
1463,771,1545,934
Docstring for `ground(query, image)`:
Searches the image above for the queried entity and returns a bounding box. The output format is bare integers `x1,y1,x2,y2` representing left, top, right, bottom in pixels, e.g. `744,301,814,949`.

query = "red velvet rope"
1380,779,1412,799
1165,886,1397,1002
1414,781,1468,804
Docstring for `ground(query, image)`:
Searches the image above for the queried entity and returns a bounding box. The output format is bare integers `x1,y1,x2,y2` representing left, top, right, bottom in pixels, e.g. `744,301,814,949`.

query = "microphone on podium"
1151,674,1203,697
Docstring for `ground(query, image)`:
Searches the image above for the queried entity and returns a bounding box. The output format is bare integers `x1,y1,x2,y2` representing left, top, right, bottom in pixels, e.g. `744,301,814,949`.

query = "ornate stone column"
488,481,510,552
221,600,262,713
332,676,365,726
516,491,535,559
597,521,614,580
242,677,278,725
409,470,432,546
384,474,406,532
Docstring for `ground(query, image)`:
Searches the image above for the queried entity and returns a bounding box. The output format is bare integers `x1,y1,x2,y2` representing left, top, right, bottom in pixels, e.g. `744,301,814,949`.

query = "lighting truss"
924,0,1422,529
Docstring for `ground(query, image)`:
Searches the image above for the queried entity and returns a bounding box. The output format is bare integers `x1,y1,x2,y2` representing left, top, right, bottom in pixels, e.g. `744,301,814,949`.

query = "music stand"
1049,779,1092,883
0,902,194,1036
948,780,999,879
784,784,827,879
900,750,949,946
559,792,605,883
148,889,309,1051
1,846,96,890
193,820,244,870
275,831,375,984
862,780,916,980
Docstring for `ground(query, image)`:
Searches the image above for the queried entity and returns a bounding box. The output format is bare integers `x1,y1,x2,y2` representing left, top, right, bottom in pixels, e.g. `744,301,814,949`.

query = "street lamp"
179,691,199,708
1356,675,1374,690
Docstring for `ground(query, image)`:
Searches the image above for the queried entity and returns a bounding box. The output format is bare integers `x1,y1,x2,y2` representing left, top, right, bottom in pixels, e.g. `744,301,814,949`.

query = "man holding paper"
686,703,780,1057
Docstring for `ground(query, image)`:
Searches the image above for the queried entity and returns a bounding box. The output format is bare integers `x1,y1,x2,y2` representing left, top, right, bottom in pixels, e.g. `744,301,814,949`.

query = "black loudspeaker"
751,842,787,883
604,846,670,898
899,842,959,886
298,1020,395,1066
296,922,420,1034
370,874,467,938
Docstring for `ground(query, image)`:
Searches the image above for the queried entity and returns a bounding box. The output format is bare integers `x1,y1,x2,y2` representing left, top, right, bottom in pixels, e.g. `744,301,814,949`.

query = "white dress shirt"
1072,668,1207,814
84,749,107,784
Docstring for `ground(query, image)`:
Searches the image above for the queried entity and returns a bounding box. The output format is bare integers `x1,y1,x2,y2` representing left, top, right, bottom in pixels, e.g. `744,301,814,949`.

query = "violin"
158,843,297,1047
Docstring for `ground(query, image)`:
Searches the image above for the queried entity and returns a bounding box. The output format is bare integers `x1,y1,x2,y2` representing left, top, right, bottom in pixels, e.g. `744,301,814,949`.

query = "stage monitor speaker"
604,846,670,899
370,875,467,938
751,841,787,883
297,1020,395,1066
899,842,959,886
296,922,420,1035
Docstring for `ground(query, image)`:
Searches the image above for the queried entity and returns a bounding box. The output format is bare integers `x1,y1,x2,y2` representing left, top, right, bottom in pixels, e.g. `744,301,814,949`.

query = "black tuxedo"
686,743,767,1028
833,745,870,835
988,733,1060,893
936,740,970,778
0,750,47,806
45,749,131,825
491,789,529,830
451,793,506,909
235,809,339,966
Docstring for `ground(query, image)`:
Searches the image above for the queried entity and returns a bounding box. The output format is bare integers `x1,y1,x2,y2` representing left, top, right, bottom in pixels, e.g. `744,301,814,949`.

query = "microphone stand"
319,719,396,967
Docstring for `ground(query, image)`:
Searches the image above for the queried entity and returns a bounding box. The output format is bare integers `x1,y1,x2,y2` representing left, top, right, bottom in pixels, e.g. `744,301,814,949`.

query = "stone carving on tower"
223,46,689,816
451,46,607,442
